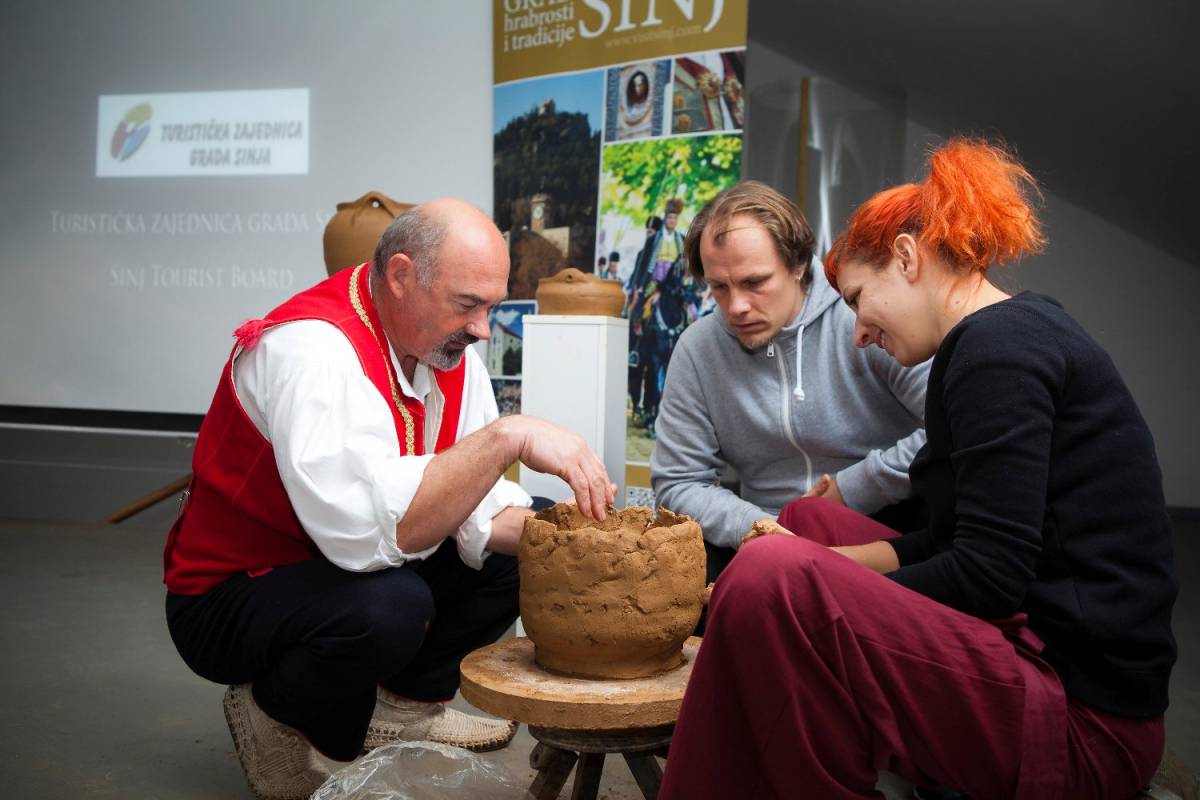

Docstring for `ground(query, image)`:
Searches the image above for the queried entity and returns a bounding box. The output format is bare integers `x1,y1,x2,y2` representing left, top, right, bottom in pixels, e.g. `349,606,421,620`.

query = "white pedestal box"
519,315,628,507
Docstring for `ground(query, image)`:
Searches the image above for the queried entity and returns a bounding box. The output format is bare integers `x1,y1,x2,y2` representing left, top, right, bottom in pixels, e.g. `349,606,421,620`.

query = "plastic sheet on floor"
312,740,525,800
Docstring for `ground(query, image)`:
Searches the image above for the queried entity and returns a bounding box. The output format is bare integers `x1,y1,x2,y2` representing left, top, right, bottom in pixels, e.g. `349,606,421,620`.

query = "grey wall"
1018,195,1199,508
0,426,194,524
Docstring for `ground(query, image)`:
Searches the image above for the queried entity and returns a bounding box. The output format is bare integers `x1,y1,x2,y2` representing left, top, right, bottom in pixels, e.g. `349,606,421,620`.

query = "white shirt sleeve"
233,320,530,572
452,349,533,568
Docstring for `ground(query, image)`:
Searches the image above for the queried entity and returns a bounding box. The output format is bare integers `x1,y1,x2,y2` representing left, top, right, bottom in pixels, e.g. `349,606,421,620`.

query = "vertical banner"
493,0,749,500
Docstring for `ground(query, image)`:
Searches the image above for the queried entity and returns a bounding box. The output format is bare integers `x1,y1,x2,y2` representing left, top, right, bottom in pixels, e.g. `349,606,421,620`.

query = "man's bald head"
372,198,502,289
420,198,495,230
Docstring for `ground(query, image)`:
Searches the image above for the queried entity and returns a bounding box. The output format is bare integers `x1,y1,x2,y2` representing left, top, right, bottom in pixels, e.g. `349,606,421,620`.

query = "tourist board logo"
110,103,152,161
97,90,308,177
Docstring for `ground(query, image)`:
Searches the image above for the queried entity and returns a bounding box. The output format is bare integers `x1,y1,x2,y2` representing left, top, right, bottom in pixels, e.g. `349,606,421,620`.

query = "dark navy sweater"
890,292,1177,718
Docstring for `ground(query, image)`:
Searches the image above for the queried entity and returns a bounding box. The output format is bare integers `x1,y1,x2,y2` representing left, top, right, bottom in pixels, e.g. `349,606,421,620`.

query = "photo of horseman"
598,132,743,466
624,197,697,440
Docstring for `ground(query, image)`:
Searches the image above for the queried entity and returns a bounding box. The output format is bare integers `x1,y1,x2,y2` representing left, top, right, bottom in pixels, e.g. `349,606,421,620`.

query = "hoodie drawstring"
792,323,806,400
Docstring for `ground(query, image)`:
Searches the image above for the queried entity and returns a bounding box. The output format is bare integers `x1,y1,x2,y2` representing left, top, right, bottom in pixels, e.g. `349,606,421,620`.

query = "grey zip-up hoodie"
651,263,929,549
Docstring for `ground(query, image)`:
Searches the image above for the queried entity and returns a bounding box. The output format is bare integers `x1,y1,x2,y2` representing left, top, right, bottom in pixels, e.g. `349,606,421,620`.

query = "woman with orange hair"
659,139,1176,799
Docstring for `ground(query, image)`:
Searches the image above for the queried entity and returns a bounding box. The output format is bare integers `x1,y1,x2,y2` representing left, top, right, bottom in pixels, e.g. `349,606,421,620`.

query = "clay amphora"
519,503,706,679
322,191,413,277
535,267,625,317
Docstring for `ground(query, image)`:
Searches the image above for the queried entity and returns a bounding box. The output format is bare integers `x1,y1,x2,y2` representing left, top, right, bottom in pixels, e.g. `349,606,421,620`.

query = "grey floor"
0,436,1196,798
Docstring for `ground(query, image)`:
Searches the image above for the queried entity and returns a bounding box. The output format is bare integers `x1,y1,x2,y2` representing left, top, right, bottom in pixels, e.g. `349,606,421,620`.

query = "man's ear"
892,233,921,284
382,252,415,299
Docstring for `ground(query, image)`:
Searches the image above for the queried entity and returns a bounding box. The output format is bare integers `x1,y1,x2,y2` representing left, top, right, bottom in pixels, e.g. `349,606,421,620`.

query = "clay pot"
322,191,413,277
535,267,625,317
519,503,706,679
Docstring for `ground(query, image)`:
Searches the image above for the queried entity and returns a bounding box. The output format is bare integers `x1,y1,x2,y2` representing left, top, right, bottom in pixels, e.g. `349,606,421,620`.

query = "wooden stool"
460,636,700,800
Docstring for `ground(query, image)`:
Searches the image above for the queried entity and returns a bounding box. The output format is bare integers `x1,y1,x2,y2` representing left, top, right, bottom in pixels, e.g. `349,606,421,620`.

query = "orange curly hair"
824,138,1046,290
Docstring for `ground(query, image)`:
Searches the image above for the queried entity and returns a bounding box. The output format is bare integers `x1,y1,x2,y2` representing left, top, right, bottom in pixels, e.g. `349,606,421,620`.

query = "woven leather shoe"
363,687,517,753
223,684,342,800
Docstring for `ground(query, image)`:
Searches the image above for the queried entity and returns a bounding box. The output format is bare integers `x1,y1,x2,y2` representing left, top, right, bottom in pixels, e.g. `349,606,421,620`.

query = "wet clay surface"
519,504,705,680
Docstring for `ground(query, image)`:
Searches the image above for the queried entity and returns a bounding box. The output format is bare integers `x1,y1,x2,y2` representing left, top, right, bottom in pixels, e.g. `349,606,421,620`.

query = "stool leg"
529,745,577,800
529,742,549,769
623,752,664,800
570,752,605,800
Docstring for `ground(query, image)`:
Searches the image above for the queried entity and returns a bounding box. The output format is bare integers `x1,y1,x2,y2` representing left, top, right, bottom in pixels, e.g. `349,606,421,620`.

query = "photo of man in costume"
625,198,695,438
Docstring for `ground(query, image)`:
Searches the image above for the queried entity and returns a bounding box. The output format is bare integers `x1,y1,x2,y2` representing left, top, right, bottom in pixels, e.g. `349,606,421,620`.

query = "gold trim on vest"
349,263,417,454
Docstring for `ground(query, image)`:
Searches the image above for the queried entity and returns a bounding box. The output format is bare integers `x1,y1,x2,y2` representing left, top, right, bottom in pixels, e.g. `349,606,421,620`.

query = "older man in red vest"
164,199,615,799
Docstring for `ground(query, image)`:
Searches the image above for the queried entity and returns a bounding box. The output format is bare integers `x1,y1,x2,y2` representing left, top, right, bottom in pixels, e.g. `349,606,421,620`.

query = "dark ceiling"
750,0,1200,266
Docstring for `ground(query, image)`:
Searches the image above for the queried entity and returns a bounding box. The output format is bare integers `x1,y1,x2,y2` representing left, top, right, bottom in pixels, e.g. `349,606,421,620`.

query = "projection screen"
0,1,492,417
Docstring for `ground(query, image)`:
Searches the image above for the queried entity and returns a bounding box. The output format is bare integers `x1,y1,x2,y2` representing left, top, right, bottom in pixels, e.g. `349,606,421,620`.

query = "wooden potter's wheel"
460,636,701,799
460,636,698,729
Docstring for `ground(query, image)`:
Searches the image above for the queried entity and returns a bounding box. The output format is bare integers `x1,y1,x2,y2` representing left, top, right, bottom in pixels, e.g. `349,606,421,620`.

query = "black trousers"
693,496,928,636
166,539,519,760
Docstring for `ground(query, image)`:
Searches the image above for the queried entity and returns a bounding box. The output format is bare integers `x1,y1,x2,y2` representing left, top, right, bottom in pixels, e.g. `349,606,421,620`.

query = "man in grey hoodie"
651,181,929,589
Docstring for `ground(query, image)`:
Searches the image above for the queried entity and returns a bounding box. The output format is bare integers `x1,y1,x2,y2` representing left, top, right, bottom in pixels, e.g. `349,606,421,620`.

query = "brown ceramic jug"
322,191,414,277
535,267,625,317
519,502,706,679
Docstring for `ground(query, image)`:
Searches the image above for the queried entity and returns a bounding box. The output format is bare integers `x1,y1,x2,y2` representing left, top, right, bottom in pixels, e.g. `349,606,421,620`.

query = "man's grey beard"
421,330,479,371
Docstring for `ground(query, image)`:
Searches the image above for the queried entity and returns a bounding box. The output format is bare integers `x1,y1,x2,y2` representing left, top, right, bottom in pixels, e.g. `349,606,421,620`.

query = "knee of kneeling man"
357,606,435,672
353,580,434,638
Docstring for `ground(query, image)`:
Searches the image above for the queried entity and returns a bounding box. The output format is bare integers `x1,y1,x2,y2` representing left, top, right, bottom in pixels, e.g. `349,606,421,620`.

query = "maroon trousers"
660,498,1163,800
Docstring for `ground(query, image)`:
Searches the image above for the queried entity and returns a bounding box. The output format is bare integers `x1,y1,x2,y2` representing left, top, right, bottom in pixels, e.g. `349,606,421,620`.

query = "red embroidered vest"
163,264,466,595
